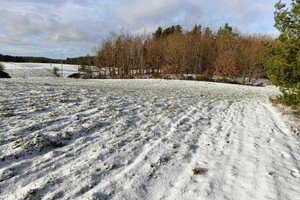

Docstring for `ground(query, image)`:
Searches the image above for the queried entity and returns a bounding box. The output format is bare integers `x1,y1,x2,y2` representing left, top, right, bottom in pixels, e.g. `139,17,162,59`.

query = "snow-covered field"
1,62,79,78
0,78,300,200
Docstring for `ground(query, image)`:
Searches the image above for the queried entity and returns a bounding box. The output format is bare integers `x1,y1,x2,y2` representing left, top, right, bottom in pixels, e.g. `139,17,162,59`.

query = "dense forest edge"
0,0,299,112
81,23,270,82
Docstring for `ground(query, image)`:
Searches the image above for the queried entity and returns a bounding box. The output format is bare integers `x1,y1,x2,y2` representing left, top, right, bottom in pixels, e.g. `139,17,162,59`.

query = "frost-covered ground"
1,62,79,78
0,78,300,200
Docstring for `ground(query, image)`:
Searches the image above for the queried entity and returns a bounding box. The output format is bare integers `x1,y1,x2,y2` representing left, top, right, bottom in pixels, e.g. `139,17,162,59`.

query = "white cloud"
115,0,183,28
0,0,278,58
0,9,47,36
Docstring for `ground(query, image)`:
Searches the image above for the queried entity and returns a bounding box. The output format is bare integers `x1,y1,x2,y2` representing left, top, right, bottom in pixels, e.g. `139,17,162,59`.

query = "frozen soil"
0,78,300,200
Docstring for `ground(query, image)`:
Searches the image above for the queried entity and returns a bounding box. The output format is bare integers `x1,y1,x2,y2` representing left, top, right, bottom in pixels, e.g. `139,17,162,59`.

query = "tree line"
1,0,298,109
88,24,275,81
0,54,62,63
0,53,86,65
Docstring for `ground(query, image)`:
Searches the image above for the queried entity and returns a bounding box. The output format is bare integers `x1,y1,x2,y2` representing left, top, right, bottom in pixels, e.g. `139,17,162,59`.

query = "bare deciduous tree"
93,24,272,80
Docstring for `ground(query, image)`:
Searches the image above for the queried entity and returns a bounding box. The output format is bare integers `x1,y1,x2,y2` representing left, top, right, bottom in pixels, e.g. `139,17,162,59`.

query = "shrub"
195,75,210,82
255,82,264,87
215,77,239,84
152,73,162,79
68,73,80,78
215,77,230,83
184,76,195,80
0,63,11,78
52,67,60,77
0,63,4,72
280,90,300,108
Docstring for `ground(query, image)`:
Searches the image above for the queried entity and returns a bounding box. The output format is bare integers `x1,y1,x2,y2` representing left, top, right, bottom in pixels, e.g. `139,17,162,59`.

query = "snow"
0,78,300,200
1,62,79,78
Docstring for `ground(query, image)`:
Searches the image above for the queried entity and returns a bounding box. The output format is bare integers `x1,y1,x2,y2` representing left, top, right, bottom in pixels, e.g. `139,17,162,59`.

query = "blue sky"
0,0,289,59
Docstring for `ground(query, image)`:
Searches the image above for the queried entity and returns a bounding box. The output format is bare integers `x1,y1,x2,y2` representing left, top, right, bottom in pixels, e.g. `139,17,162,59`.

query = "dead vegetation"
192,168,204,175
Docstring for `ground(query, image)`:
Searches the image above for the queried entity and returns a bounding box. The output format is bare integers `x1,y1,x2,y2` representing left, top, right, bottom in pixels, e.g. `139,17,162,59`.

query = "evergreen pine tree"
265,0,300,107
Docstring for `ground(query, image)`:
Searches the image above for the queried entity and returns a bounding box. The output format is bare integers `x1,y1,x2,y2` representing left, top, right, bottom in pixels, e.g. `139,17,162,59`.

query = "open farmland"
1,62,79,78
0,78,300,200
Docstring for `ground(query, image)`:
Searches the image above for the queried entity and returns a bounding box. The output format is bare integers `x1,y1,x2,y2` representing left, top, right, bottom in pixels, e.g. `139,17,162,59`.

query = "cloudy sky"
0,0,287,59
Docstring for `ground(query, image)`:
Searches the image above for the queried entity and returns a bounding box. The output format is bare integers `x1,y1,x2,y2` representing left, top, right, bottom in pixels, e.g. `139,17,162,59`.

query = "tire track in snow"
92,100,204,199
138,101,210,200
254,104,300,200
106,99,218,199
165,99,240,200
2,79,299,200
164,99,300,200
